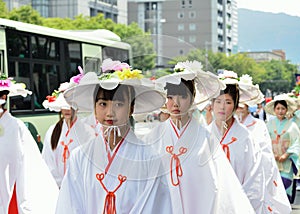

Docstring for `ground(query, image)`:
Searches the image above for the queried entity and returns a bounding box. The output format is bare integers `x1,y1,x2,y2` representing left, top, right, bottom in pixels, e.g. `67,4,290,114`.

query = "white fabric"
0,111,58,214
79,112,99,137
241,114,291,213
208,119,266,213
42,93,71,112
56,129,172,213
64,72,166,114
42,118,95,187
143,117,255,213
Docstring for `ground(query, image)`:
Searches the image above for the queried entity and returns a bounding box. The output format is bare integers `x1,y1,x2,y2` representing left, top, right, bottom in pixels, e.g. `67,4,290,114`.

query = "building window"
179,50,184,55
189,35,196,43
178,24,185,31
189,11,196,18
178,12,184,19
178,36,185,43
189,23,196,31
181,0,185,8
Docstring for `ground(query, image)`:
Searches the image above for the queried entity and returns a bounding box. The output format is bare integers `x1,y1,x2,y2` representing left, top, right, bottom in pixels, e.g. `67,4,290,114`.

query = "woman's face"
95,91,131,126
166,93,192,119
61,109,72,120
212,94,235,122
274,103,287,120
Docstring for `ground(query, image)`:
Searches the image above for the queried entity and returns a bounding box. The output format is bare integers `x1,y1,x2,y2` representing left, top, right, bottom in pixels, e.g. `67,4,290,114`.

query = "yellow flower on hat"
115,68,143,80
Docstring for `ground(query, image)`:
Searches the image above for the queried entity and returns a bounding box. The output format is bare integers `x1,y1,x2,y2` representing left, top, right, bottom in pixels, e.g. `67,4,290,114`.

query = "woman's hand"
278,153,289,162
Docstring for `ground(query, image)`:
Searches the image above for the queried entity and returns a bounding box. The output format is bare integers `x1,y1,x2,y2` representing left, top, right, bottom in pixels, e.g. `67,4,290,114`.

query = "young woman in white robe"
0,79,58,214
56,60,172,213
143,61,255,213
236,102,291,213
42,107,95,188
207,81,266,213
42,83,95,188
265,94,300,204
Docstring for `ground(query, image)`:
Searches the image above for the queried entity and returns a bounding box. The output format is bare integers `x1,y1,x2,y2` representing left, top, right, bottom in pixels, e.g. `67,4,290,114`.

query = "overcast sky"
237,0,300,17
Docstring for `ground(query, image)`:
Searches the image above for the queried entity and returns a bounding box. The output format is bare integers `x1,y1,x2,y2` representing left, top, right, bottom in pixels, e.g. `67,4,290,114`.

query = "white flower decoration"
174,60,203,73
58,82,72,92
239,74,253,85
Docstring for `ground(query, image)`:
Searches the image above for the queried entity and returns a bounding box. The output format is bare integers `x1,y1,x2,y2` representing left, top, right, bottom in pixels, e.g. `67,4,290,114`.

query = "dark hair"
51,116,64,150
165,79,195,103
274,100,288,109
94,84,136,113
0,90,9,109
220,84,240,110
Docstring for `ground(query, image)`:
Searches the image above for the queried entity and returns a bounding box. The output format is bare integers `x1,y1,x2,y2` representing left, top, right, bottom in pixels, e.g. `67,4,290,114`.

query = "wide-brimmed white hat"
64,59,166,114
42,67,84,112
155,60,226,108
0,75,32,97
217,70,262,103
264,93,297,116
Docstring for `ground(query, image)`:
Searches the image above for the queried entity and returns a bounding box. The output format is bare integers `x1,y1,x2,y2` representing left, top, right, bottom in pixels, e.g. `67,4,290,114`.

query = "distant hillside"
238,8,300,64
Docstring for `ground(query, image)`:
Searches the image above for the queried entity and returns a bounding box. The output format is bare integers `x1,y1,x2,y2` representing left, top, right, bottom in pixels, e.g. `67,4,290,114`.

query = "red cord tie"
221,137,237,161
166,146,187,186
274,130,285,144
96,173,127,214
61,138,73,173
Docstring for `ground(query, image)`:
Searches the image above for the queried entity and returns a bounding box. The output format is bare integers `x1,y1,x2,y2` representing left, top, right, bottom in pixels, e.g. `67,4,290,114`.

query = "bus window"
84,57,101,74
31,35,59,60
102,46,130,63
9,62,31,110
7,31,30,58
33,63,60,109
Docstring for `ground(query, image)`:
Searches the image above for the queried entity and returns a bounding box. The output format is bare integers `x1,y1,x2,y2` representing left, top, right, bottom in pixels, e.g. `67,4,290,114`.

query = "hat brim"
64,72,166,114
264,96,297,116
156,70,226,107
42,93,71,112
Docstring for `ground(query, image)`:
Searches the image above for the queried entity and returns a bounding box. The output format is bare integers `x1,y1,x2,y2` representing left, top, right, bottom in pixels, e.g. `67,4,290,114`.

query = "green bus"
0,18,132,141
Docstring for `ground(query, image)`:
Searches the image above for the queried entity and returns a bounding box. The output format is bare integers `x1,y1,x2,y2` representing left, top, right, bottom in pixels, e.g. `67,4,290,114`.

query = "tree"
259,60,297,96
0,0,8,18
8,5,42,25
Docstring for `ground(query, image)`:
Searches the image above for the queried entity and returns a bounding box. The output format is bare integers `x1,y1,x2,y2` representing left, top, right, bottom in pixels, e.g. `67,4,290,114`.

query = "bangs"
165,79,194,97
95,84,135,105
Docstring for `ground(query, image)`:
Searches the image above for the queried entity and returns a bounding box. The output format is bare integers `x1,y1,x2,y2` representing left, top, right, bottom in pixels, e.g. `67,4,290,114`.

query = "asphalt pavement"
293,190,300,213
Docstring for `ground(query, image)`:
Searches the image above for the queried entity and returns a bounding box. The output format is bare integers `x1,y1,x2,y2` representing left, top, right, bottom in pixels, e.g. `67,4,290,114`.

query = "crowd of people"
1,59,300,213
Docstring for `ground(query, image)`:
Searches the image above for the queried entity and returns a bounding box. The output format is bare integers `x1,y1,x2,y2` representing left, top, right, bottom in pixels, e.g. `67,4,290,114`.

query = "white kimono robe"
56,128,172,213
208,119,265,213
42,118,95,187
0,111,58,214
143,117,255,213
241,114,291,213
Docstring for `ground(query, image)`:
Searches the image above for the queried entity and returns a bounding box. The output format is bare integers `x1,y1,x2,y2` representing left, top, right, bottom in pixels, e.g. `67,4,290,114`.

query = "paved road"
293,190,300,213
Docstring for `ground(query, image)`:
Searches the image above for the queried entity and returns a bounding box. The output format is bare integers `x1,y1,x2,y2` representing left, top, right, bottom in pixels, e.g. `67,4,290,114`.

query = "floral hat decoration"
156,60,226,110
63,58,166,114
264,93,297,116
42,67,84,112
0,74,32,98
217,70,262,103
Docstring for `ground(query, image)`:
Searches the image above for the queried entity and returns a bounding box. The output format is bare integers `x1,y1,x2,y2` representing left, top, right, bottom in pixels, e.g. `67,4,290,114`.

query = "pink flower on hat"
70,66,84,84
101,58,130,73
0,77,12,88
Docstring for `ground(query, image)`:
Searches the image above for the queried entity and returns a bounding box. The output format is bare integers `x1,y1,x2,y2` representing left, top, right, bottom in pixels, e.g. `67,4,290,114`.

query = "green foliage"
8,5,42,25
0,0,8,18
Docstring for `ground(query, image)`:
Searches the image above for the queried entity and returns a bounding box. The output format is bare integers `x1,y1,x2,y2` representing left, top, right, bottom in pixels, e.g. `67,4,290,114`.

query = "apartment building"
3,0,128,24
128,0,238,67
